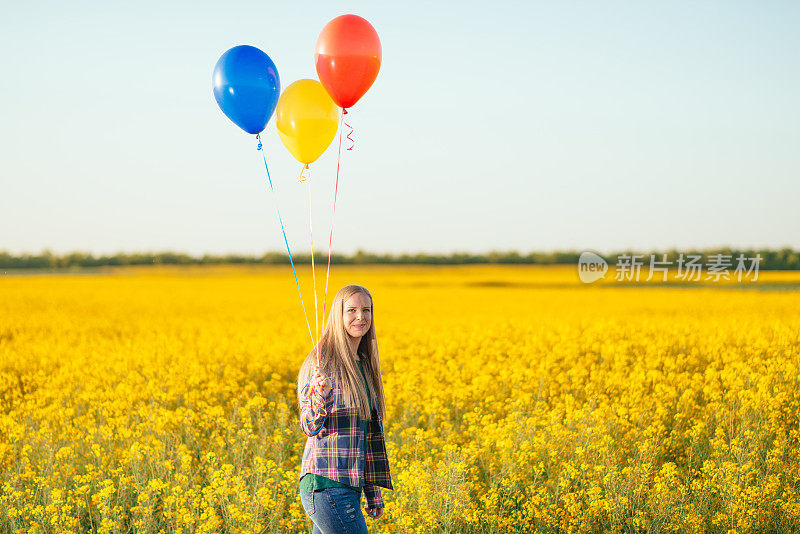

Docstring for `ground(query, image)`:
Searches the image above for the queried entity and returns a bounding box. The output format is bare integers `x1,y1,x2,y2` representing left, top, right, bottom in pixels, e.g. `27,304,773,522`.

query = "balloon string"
300,163,321,370
256,135,315,348
343,108,354,151
321,109,345,340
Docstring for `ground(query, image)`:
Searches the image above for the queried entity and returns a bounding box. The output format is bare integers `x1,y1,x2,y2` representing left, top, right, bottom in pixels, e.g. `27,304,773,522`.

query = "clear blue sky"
1,0,798,256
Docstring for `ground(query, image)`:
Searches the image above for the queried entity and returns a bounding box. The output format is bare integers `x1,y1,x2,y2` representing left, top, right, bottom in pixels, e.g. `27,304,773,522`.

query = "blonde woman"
297,284,394,533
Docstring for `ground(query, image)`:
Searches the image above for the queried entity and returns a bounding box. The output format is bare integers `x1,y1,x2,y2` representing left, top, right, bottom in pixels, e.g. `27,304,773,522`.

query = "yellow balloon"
276,79,339,165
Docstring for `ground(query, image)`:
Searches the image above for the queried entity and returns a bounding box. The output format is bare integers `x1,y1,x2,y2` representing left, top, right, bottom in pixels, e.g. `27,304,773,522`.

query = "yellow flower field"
1,265,799,533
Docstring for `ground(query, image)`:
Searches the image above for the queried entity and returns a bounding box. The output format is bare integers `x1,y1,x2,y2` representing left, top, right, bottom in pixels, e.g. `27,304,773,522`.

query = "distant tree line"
1,248,798,270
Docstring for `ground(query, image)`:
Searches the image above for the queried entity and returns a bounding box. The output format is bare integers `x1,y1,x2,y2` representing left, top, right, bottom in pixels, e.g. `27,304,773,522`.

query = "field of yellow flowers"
1,264,799,534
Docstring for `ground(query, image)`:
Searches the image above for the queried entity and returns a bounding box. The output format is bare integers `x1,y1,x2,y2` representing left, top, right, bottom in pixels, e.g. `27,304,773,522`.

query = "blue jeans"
300,487,369,534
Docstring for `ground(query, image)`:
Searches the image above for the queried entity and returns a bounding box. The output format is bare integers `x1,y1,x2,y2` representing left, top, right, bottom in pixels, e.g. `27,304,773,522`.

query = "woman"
297,284,394,533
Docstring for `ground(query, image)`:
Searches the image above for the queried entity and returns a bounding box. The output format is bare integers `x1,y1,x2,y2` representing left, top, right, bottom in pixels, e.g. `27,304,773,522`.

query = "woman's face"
343,292,372,341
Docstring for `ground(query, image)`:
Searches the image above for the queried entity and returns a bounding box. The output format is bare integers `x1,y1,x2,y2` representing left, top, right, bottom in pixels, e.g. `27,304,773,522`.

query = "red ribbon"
343,108,355,151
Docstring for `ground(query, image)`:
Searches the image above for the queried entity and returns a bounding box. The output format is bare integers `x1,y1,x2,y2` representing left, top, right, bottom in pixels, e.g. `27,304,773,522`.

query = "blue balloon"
212,45,280,135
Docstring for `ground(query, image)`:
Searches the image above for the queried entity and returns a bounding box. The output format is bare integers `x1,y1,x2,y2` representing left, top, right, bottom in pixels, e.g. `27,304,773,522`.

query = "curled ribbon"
298,163,311,183
343,108,354,151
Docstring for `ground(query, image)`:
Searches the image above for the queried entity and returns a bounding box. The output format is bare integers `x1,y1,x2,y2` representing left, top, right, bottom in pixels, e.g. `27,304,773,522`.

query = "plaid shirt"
299,380,394,509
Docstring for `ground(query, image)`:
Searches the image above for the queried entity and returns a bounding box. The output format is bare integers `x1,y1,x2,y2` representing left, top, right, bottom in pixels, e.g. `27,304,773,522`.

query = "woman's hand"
310,367,332,410
366,507,384,520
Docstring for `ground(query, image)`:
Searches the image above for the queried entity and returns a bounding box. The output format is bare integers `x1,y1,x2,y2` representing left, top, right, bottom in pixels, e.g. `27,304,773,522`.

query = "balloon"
212,45,280,135
315,14,381,109
276,79,339,165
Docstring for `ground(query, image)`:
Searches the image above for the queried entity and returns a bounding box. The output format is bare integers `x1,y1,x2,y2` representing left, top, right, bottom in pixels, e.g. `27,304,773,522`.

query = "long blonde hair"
296,284,387,422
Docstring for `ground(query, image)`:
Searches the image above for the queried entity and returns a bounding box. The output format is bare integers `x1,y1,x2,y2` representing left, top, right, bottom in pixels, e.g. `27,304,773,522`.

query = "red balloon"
315,15,382,109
